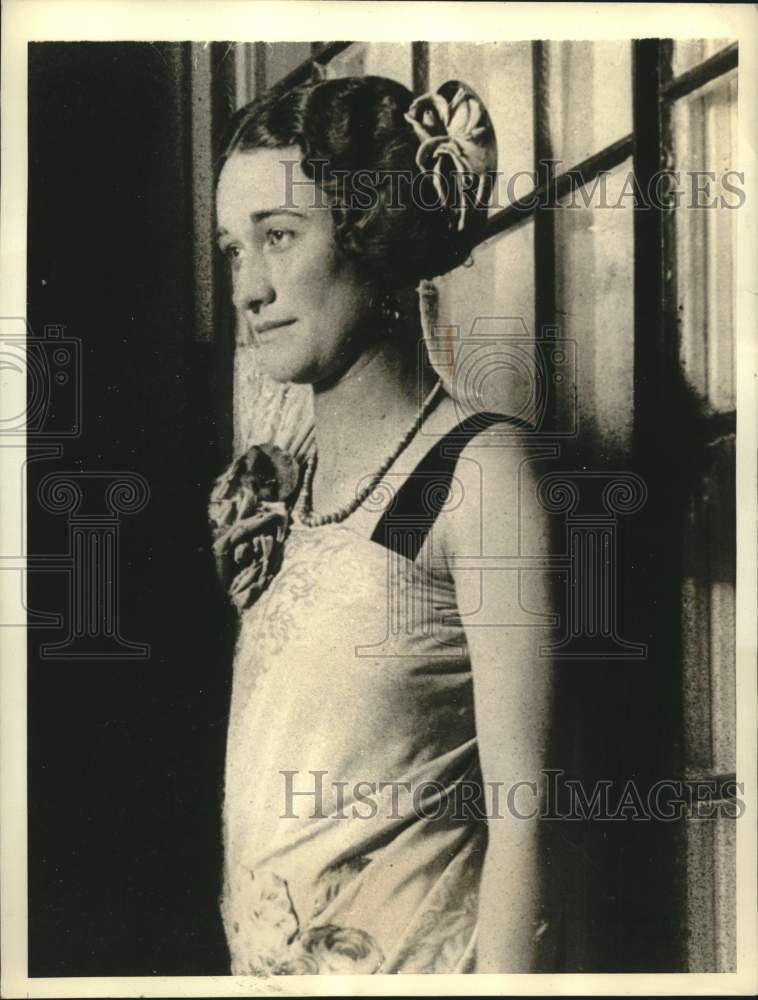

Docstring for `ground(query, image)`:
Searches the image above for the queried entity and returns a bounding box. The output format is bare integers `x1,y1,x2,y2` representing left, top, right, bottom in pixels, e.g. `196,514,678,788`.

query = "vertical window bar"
659,40,679,417
532,41,557,426
633,40,677,446
189,41,237,343
233,44,254,108
208,42,237,462
412,42,429,94
190,42,214,345
532,42,583,970
626,37,686,971
253,41,267,97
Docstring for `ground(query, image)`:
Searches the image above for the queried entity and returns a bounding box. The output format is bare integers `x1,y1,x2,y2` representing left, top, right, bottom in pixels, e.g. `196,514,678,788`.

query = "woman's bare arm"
440,427,561,972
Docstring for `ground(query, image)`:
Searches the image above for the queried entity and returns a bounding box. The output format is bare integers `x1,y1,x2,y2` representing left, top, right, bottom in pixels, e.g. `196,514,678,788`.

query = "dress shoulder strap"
369,411,532,562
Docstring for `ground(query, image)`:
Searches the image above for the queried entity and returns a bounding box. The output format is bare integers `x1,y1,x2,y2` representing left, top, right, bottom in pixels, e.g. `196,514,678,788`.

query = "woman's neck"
310,335,425,477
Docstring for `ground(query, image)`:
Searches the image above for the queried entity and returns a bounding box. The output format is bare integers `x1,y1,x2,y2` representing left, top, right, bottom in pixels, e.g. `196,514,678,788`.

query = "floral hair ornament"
404,79,497,241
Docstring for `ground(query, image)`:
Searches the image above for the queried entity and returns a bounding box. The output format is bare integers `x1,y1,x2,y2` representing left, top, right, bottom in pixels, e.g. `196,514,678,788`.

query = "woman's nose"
232,255,275,314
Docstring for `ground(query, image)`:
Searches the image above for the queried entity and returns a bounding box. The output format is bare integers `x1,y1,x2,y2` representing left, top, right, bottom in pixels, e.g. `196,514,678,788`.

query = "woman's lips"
253,318,297,336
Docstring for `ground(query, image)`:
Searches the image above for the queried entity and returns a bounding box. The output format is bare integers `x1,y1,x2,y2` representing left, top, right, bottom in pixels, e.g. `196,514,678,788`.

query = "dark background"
27,43,234,975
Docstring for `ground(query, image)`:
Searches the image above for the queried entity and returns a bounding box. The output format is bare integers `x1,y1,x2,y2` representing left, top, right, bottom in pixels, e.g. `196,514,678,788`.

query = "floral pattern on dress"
278,924,384,974
229,866,384,976
387,878,479,973
310,856,373,921
243,524,462,665
227,869,300,976
241,527,361,660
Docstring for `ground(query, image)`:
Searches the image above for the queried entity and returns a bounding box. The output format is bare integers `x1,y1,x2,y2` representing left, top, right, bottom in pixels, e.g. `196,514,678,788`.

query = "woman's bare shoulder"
435,412,550,560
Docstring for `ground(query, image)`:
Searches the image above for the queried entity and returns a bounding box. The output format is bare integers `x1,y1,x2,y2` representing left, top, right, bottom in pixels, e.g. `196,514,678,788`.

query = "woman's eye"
220,243,243,263
265,228,294,250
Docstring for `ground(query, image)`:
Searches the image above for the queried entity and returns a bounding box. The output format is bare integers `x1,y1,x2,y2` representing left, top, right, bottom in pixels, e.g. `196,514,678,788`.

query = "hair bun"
404,80,497,251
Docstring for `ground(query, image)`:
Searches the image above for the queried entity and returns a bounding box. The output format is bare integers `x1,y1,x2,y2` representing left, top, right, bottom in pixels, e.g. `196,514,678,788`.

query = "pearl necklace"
293,378,444,527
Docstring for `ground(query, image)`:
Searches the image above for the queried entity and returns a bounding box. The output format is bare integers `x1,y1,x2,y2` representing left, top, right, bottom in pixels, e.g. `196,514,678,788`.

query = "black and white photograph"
1,1,756,995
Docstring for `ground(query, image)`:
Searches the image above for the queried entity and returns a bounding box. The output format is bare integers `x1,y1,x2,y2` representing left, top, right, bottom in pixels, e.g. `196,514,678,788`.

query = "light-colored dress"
220,413,515,975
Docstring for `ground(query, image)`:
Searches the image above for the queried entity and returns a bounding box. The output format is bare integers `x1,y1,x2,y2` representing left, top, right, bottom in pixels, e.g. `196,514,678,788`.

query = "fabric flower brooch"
404,79,497,239
209,444,301,611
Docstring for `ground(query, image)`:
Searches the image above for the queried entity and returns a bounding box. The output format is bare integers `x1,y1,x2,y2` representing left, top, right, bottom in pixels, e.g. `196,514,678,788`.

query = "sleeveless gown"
220,412,525,974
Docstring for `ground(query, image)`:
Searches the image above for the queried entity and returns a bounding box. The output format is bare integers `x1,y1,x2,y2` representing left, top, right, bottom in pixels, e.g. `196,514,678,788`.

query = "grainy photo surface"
2,2,756,997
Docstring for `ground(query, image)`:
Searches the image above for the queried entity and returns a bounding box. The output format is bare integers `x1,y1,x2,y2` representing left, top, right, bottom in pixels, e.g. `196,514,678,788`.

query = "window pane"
554,160,635,453
365,42,413,86
548,41,632,169
686,807,736,971
681,434,736,778
322,41,366,79
673,70,738,412
324,41,413,87
431,223,536,416
673,39,735,75
265,42,312,86
429,42,534,209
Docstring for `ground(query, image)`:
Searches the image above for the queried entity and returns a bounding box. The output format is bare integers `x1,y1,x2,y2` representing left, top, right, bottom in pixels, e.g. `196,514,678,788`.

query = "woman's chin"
255,351,315,386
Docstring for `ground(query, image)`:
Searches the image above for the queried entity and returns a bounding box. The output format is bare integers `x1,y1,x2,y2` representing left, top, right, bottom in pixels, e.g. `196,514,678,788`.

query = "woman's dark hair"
219,76,476,290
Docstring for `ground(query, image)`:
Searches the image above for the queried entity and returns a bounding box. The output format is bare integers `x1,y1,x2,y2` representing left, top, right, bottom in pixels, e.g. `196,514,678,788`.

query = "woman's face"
216,147,374,384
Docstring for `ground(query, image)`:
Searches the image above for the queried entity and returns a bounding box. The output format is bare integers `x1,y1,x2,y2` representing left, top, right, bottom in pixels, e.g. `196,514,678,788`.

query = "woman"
209,74,559,974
